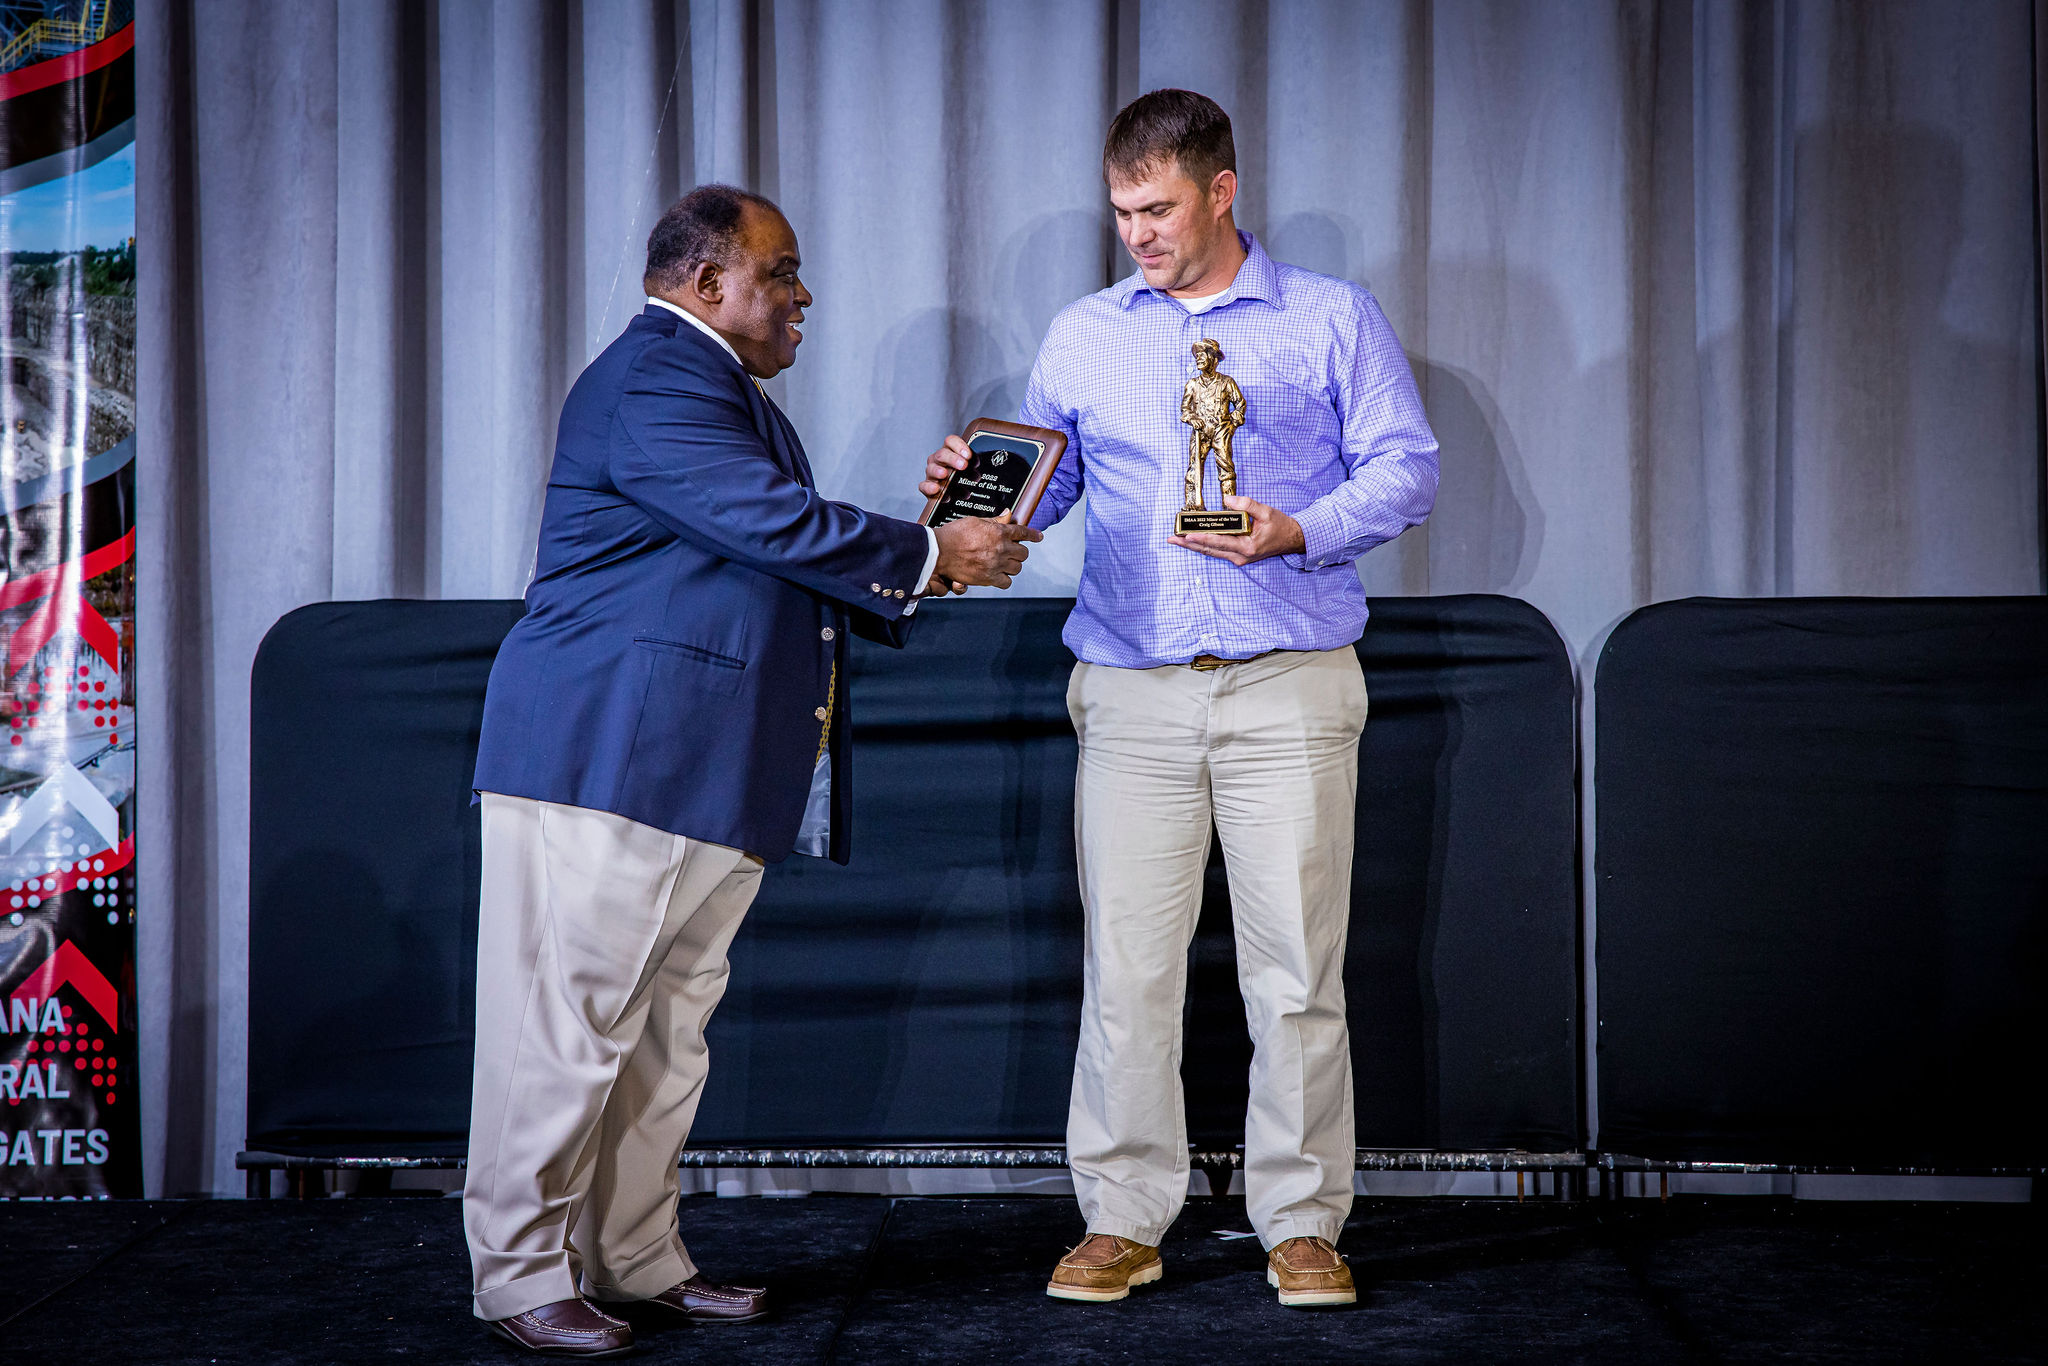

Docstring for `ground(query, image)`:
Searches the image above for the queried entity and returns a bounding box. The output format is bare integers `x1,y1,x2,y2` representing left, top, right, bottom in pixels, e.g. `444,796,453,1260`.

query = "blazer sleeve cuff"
857,520,937,618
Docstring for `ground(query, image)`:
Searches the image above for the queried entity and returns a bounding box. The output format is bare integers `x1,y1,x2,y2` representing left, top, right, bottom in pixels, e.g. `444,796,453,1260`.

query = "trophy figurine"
1174,338,1251,535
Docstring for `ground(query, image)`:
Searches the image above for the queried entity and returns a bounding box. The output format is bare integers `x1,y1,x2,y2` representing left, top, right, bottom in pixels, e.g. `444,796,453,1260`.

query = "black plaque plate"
924,429,1043,528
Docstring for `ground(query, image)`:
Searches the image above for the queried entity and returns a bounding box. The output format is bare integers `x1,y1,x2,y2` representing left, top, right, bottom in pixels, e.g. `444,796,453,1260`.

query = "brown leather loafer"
609,1274,769,1324
1266,1236,1356,1307
1046,1233,1164,1302
485,1298,634,1357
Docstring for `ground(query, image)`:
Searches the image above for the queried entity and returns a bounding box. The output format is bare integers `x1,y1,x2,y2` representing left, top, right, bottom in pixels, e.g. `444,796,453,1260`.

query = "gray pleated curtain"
137,0,2042,1196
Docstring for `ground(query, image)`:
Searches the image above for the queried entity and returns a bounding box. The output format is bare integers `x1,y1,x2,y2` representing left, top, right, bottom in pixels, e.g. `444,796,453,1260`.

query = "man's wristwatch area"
902,526,943,612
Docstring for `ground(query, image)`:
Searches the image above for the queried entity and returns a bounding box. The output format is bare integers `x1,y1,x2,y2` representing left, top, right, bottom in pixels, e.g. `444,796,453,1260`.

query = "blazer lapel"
653,306,813,488
756,390,817,489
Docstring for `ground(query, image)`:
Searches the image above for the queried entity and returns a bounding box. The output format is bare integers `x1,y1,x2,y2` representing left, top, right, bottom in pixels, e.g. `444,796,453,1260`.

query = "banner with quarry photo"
0,2,139,1199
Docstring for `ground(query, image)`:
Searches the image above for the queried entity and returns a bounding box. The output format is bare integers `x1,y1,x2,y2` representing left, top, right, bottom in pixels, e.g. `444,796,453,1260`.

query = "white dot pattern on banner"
1018,232,1439,669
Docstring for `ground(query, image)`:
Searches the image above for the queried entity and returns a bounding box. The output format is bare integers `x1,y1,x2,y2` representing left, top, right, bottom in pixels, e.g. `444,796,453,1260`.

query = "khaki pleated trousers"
464,793,763,1321
1065,648,1366,1251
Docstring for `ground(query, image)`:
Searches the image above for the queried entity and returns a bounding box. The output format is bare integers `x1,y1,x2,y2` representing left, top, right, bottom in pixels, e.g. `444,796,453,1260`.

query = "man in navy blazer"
463,185,1036,1357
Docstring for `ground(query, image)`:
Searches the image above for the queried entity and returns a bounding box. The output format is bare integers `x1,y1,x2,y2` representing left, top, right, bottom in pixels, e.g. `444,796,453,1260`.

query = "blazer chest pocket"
634,635,747,697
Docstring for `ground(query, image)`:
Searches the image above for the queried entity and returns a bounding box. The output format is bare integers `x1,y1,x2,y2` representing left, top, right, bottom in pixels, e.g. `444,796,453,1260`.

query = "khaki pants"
464,794,763,1320
1065,648,1366,1250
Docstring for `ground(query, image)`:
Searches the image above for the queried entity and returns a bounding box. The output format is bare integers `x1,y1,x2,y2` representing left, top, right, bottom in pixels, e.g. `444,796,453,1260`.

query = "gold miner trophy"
1174,338,1251,535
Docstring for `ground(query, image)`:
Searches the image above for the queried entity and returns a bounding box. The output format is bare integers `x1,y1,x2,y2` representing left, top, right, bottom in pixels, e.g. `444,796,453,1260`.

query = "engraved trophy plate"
919,419,1069,530
1175,509,1253,535
1174,338,1251,536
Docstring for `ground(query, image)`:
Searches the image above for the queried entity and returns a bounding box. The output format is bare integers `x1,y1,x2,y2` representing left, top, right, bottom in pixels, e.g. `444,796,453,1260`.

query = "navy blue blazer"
473,305,931,863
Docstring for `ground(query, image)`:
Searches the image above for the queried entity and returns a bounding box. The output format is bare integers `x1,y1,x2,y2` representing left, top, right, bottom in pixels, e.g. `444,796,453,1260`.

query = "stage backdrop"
144,1,2042,1193
244,596,1578,1161
0,3,140,1200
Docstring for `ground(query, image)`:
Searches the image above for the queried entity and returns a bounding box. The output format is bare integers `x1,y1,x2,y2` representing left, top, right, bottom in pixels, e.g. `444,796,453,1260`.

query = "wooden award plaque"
917,419,1068,530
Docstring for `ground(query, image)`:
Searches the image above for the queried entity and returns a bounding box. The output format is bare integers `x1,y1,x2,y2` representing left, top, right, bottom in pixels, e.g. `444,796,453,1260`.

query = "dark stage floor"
0,1195,2040,1364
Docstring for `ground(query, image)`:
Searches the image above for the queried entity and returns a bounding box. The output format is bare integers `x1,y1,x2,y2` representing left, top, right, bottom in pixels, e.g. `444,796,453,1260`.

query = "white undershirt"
1174,289,1228,314
644,296,937,857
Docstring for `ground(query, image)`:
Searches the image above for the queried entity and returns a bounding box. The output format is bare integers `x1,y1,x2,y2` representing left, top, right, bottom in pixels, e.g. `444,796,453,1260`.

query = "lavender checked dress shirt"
1021,232,1439,668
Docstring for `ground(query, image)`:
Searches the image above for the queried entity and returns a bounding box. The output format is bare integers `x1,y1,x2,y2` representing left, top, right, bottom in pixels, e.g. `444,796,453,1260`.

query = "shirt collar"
645,295,745,370
1111,230,1280,311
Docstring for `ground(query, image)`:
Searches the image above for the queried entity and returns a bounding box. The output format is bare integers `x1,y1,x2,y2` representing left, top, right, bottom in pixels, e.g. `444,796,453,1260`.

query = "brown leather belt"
1187,650,1277,672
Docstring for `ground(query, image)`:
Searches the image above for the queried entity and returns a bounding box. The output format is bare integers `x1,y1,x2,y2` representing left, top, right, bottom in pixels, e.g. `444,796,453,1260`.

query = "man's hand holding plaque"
920,418,1068,593
930,513,1040,593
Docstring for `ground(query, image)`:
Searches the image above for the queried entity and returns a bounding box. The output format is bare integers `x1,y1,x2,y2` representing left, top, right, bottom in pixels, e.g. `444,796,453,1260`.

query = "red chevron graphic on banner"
8,939,119,1030
0,529,132,678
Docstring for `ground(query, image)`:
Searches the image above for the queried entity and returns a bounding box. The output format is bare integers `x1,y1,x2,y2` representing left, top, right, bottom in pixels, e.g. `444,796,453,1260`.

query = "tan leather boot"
1266,1236,1356,1307
1045,1233,1164,1302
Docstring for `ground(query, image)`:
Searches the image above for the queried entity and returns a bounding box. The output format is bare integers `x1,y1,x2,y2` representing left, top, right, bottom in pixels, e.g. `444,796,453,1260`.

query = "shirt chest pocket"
1239,355,1335,439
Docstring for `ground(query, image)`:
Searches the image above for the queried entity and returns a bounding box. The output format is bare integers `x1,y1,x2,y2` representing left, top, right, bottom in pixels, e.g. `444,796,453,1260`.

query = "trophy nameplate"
1175,510,1252,535
919,419,1069,529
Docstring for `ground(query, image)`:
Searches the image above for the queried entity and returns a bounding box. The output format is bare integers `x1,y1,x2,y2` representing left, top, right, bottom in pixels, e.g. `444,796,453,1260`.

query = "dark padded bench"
1595,597,2048,1183
243,595,1582,1197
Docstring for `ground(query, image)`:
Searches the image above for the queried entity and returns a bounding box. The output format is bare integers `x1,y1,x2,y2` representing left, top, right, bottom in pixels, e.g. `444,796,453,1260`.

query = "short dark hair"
1103,89,1236,189
644,184,780,293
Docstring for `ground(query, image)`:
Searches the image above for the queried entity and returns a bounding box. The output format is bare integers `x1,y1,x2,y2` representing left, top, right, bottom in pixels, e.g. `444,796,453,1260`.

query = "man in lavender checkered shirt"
928,90,1437,1309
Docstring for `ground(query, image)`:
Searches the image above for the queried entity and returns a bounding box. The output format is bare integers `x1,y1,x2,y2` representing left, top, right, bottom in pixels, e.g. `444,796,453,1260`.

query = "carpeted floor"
0,1195,2039,1364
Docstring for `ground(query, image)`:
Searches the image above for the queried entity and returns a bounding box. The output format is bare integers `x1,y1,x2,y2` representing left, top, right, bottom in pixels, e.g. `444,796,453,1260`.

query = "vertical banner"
0,2,138,1199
